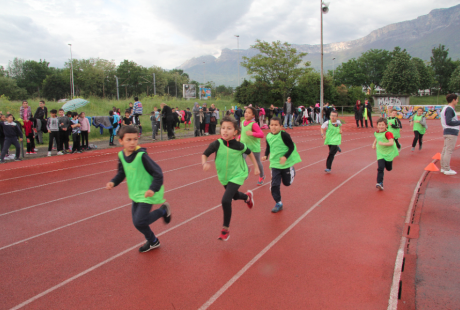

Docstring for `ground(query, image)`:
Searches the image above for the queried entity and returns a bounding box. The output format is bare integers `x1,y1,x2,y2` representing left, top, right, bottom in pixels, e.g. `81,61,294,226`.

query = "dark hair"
66,111,72,116
39,100,45,104
59,108,64,112
134,97,139,101
245,107,257,117
71,112,78,118
417,107,424,112
446,94,458,103
220,116,240,131
270,117,282,125
109,111,114,116
6,113,13,118
50,109,57,114
330,110,338,115
118,125,139,139
390,108,398,113
125,109,130,114
22,100,28,104
187,107,190,110
376,117,387,125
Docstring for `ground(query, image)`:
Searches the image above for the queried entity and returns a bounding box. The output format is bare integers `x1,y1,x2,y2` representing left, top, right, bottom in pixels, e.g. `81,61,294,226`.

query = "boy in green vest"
372,118,399,191
409,108,427,151
202,116,259,241
262,117,302,213
387,109,402,150
321,110,342,173
106,126,171,253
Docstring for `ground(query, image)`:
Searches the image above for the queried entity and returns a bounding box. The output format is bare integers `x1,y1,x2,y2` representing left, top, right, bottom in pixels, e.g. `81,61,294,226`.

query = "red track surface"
0,117,448,309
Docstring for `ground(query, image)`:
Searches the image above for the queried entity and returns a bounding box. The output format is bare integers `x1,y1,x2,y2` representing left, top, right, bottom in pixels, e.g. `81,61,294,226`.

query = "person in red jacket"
23,117,36,154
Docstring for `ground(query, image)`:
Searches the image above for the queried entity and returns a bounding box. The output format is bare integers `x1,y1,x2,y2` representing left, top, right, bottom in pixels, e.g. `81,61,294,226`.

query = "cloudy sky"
1,0,459,69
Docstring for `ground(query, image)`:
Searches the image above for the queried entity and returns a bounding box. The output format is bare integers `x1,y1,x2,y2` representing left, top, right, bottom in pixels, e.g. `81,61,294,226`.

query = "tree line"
0,58,235,101
235,41,460,107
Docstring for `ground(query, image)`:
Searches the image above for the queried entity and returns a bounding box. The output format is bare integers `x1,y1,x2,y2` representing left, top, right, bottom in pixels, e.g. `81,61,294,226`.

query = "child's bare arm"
202,154,211,171
372,138,377,149
247,152,260,175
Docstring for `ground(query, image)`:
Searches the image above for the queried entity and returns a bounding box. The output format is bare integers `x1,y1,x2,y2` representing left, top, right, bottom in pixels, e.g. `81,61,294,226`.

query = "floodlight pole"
332,57,336,76
115,76,119,100
153,73,156,96
320,1,324,124
235,35,240,87
68,44,75,98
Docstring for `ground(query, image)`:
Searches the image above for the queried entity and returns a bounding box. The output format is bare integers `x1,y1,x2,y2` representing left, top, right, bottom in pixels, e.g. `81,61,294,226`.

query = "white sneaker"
48,152,51,157
57,151,64,155
440,169,445,173
444,170,457,176
34,148,38,152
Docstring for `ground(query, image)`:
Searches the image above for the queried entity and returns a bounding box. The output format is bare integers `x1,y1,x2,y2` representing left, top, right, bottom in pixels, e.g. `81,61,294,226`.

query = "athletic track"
0,116,452,309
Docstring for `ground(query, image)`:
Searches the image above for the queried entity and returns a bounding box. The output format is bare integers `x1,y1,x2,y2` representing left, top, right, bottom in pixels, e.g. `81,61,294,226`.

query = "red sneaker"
245,190,254,209
218,229,230,241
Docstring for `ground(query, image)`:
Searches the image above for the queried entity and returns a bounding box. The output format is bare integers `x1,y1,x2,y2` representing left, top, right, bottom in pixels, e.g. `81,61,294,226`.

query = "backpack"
260,108,265,115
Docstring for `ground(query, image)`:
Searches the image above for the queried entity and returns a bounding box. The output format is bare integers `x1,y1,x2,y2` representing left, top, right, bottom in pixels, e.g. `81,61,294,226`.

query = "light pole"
153,73,156,96
320,1,330,124
235,35,240,87
68,44,75,98
332,57,336,76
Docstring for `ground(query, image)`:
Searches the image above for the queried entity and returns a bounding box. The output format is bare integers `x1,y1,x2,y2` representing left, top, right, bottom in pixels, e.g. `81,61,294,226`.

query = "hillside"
178,4,460,86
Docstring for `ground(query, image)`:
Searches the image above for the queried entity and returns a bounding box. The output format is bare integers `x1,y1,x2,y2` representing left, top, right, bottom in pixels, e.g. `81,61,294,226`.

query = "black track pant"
271,166,296,203
365,117,373,128
81,131,89,148
26,133,35,152
166,119,175,139
377,159,393,184
59,130,69,151
48,131,61,152
72,133,81,152
131,202,164,243
412,131,424,148
1,137,20,161
326,145,339,169
356,119,363,127
222,182,248,228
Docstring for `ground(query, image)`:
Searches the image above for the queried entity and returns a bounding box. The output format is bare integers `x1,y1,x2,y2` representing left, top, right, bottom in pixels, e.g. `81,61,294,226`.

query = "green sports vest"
374,131,399,162
118,151,165,204
215,139,249,186
412,115,426,134
364,107,368,120
324,121,341,146
241,120,261,153
387,118,401,139
266,131,302,169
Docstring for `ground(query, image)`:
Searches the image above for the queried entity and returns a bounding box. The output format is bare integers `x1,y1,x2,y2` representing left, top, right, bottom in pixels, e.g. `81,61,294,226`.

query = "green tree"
42,72,68,101
411,57,433,90
0,66,6,77
449,65,460,92
17,60,51,97
430,44,455,94
241,40,309,102
333,58,365,87
0,76,28,100
357,49,392,87
381,49,420,94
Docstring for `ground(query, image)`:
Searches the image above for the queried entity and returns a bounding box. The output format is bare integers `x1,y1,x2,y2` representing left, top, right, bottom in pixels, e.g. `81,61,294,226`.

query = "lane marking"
6,143,371,309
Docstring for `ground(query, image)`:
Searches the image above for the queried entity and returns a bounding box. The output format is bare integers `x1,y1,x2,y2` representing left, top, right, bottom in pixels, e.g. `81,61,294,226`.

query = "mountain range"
177,4,460,87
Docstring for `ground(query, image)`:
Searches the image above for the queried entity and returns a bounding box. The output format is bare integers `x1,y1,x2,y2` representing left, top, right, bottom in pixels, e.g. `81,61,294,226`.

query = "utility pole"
332,57,336,76
68,44,75,98
175,75,177,98
235,35,240,87
115,76,119,100
320,1,330,124
153,73,156,96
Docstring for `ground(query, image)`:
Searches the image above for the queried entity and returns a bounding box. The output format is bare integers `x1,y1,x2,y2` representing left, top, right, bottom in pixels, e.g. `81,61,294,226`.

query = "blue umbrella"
61,98,89,112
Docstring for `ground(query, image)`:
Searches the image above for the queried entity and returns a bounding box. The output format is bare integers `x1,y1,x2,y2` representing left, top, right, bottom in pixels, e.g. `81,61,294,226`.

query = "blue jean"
284,114,293,128
131,202,165,243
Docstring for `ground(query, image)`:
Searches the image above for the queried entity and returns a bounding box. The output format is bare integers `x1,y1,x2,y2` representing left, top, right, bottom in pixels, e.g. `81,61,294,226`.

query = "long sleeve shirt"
264,131,295,159
34,107,48,119
203,139,252,157
0,121,23,139
242,120,264,138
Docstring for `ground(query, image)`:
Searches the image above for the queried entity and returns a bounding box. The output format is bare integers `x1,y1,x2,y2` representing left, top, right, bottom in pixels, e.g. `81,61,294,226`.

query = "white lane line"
7,143,370,309
198,160,377,310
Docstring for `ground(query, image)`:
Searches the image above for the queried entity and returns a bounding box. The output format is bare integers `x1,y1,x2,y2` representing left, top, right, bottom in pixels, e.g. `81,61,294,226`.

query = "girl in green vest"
240,107,265,185
321,110,342,173
409,108,427,151
372,118,399,191
106,126,172,253
202,116,260,241
387,109,402,150
261,117,302,213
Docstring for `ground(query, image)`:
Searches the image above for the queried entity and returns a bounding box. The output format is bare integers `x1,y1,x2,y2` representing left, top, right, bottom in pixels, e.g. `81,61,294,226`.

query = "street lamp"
320,1,330,124
234,35,240,87
68,44,75,98
332,57,336,76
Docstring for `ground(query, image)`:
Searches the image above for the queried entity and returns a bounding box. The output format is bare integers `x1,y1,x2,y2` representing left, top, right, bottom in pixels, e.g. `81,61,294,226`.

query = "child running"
262,117,302,213
372,118,399,191
240,107,265,185
409,108,427,151
387,109,402,151
202,116,259,241
321,110,342,173
106,126,172,253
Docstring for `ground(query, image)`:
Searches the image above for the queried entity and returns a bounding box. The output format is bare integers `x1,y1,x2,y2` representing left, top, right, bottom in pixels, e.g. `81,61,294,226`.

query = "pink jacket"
243,120,264,138
79,117,91,132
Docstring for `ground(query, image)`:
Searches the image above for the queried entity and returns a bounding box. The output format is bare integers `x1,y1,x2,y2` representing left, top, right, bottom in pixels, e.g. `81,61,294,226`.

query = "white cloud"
0,0,458,69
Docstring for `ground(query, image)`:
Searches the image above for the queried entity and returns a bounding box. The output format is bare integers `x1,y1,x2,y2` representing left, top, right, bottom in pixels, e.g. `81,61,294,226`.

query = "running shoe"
26,152,30,155
271,202,283,213
218,229,230,241
444,170,457,176
57,151,64,155
419,145,422,150
376,183,384,190
245,190,254,209
160,202,171,224
338,147,342,153
34,148,38,152
139,239,161,253
411,147,415,152
257,176,265,186
440,169,445,173
14,157,22,161
48,152,51,157
325,169,331,173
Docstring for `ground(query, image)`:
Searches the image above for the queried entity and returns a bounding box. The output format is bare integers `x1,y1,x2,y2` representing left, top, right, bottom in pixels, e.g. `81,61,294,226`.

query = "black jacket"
162,105,174,121
354,105,364,120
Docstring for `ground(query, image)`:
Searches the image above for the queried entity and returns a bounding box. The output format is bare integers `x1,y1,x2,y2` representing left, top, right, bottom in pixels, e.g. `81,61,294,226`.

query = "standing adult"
34,100,48,144
160,103,175,140
283,97,294,129
440,94,460,175
192,102,201,137
209,104,217,135
268,104,275,125
364,100,374,128
354,100,364,128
